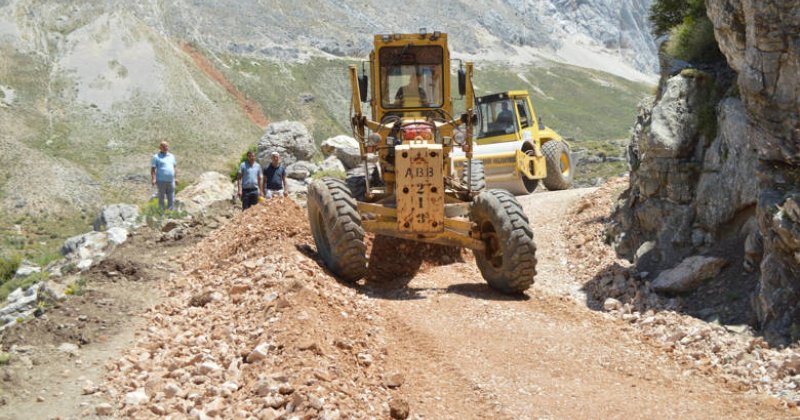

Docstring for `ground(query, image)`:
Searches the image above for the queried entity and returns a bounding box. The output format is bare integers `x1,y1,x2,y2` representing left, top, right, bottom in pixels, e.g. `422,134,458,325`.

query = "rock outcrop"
613,0,800,340
705,0,800,340
93,204,139,231
610,68,743,273
176,172,236,216
257,121,316,167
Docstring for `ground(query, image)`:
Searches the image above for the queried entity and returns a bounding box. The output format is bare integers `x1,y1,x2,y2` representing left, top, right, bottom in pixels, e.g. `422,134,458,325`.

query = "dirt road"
366,189,786,418
0,190,792,418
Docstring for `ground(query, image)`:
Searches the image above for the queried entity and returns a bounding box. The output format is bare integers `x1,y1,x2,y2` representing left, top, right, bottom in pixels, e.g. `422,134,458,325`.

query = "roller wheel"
307,177,367,282
470,189,536,293
461,159,486,192
542,140,574,190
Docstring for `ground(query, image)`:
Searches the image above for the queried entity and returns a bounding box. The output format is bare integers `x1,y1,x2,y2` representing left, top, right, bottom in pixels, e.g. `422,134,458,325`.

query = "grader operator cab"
306,32,537,294
453,91,575,195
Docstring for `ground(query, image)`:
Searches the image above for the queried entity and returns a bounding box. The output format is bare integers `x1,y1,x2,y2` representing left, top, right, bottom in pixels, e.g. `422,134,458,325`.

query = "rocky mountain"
0,0,656,257
610,0,799,342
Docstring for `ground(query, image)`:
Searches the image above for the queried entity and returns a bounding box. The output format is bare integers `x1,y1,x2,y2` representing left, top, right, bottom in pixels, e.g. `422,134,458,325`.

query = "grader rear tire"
461,159,486,192
470,189,536,294
307,177,367,282
542,140,574,191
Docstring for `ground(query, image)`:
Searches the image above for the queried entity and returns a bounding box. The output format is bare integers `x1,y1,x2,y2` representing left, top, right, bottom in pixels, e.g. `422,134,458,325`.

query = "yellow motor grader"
306,31,537,293
452,91,574,195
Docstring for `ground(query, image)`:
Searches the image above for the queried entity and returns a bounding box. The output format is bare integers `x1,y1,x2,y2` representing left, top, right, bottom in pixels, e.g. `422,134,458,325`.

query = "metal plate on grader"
395,143,444,233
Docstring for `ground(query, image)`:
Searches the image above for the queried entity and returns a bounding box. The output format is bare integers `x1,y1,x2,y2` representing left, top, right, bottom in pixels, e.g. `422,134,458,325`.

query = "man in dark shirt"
262,151,288,198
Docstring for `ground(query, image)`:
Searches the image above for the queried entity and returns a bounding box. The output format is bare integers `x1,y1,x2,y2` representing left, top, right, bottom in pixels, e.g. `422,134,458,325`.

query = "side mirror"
457,69,466,96
358,75,369,103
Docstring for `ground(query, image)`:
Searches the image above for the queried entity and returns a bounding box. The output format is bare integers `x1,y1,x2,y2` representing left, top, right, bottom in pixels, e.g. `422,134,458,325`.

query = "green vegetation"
229,145,258,182
650,0,723,64
311,169,346,180
0,352,11,365
0,271,47,303
0,255,21,284
472,64,650,142
64,276,88,296
139,199,187,227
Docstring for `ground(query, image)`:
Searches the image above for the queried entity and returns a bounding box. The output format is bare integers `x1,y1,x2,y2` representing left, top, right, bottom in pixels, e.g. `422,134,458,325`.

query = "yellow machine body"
452,90,568,195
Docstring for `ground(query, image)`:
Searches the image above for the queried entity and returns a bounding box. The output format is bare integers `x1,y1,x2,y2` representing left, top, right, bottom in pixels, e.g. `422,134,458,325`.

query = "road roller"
452,91,575,195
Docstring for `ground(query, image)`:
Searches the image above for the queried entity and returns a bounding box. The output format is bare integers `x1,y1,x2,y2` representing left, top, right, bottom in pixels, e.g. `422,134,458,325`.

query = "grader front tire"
470,189,537,294
307,178,367,282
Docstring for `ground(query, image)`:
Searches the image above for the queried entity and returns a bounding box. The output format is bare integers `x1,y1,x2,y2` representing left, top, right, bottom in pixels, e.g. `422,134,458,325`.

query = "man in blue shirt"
237,151,262,210
150,141,177,211
262,151,288,199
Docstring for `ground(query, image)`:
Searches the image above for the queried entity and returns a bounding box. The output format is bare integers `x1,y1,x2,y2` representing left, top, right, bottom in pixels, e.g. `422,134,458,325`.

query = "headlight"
453,131,466,146
367,133,381,146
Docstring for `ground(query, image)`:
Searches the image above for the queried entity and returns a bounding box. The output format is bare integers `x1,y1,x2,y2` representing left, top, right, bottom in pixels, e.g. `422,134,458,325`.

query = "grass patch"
139,199,188,227
311,169,346,180
0,255,21,285
0,352,11,365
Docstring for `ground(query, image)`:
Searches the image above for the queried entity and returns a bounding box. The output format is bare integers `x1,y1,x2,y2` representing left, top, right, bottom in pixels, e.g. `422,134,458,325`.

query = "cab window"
477,99,516,138
379,46,444,109
515,99,531,129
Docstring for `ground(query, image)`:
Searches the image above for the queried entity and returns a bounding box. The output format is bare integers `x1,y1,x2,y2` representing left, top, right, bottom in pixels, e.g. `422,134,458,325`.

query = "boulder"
320,156,346,173
321,135,362,169
257,121,316,166
286,178,308,195
0,284,41,328
93,204,139,231
62,231,109,264
652,256,727,294
14,261,41,279
106,227,129,246
176,172,235,216
285,161,320,180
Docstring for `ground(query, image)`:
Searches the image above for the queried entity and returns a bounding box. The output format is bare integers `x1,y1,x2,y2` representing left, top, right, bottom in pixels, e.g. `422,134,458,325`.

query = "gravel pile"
99,199,405,418
564,177,800,406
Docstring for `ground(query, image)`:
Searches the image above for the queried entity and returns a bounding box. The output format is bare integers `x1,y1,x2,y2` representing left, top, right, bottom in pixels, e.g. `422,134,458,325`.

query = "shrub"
665,16,723,64
139,199,188,227
229,144,258,182
650,0,705,37
64,276,88,296
0,255,21,285
650,0,723,64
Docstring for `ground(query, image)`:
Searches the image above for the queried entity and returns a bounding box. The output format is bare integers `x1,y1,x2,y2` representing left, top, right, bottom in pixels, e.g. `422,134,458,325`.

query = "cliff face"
611,0,799,341
706,0,800,339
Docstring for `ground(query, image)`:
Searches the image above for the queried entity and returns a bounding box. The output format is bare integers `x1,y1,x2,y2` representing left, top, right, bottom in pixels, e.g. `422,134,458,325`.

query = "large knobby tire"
307,178,367,282
470,189,537,293
542,140,574,191
461,159,486,192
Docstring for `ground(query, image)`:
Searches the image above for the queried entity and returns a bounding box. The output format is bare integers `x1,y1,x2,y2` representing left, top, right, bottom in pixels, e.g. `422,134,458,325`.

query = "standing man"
262,151,288,199
150,140,177,211
237,150,262,210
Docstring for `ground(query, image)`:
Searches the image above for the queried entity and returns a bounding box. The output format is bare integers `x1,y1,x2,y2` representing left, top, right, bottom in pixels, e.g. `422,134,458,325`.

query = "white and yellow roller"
452,90,575,195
